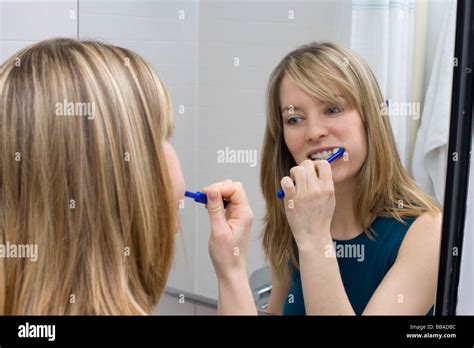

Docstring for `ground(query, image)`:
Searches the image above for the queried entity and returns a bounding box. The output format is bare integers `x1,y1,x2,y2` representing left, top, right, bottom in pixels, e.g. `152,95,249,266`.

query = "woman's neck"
331,177,366,240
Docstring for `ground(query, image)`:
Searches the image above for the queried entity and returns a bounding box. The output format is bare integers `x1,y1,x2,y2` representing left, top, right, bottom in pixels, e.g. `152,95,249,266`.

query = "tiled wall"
155,291,217,315
0,0,78,62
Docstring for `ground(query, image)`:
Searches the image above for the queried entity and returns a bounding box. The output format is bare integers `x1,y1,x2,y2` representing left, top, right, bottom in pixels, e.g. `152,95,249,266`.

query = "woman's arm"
298,231,356,315
298,211,442,315
362,212,442,314
203,180,258,315
281,160,356,314
217,270,257,315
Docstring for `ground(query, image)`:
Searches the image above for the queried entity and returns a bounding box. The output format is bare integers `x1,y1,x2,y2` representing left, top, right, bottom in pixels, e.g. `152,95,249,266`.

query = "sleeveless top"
282,216,434,315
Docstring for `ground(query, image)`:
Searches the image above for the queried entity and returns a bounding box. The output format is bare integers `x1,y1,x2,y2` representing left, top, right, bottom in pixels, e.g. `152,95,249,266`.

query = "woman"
0,38,256,315
260,42,442,315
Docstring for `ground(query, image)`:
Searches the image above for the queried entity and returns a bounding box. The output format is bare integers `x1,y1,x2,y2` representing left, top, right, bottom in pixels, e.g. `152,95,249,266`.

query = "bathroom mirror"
1,0,470,316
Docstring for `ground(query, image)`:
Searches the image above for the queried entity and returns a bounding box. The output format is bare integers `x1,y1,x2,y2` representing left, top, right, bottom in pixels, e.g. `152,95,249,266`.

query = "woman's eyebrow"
281,105,305,114
281,95,346,114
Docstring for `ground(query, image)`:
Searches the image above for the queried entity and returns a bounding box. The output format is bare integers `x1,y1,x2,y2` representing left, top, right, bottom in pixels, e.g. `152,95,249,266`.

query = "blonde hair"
260,42,442,281
0,38,176,314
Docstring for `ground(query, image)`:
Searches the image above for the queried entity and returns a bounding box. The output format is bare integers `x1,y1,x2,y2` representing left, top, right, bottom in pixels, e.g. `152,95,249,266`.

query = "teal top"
282,216,434,315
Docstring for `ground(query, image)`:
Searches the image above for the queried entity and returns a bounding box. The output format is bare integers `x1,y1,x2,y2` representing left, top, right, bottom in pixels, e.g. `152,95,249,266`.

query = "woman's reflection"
260,42,443,315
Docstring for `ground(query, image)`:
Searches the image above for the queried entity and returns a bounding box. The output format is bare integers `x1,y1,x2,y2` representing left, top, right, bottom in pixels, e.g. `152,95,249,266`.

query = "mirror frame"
436,0,474,316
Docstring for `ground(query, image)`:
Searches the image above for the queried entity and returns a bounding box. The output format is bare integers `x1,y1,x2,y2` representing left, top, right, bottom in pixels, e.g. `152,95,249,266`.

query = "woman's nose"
305,117,329,142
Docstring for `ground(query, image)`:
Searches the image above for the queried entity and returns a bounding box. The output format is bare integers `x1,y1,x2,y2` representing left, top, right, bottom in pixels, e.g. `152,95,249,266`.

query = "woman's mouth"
307,147,342,160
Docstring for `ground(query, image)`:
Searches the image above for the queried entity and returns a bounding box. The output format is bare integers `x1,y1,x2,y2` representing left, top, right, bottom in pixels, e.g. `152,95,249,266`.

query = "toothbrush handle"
195,192,229,208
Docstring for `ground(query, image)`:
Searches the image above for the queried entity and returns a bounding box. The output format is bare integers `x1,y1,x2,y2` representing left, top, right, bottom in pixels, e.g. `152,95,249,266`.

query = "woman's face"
279,74,368,184
162,139,185,232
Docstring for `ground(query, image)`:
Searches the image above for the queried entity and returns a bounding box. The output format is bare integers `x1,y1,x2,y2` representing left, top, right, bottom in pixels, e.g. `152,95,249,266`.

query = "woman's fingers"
289,165,307,193
280,176,296,204
301,159,318,189
202,180,250,207
202,180,253,227
314,160,333,187
285,159,333,200
287,159,317,197
204,189,227,234
205,180,253,283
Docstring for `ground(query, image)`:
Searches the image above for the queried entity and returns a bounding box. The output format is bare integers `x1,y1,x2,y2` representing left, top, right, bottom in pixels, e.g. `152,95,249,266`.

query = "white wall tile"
194,303,217,315
155,292,195,315
0,0,78,62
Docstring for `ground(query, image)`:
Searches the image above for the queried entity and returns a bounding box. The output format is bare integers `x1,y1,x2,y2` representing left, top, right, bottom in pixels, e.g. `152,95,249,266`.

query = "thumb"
205,189,227,232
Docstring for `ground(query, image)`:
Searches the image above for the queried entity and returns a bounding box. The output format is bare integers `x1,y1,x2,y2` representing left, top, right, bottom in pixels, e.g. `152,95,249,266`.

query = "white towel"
411,0,456,206
351,0,416,167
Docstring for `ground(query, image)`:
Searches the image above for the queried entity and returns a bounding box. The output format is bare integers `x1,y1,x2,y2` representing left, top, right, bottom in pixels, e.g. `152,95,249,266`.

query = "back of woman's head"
0,38,176,314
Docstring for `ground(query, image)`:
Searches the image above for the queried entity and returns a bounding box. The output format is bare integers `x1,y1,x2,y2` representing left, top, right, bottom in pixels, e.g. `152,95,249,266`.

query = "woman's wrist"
217,267,249,286
295,228,332,255
217,268,257,315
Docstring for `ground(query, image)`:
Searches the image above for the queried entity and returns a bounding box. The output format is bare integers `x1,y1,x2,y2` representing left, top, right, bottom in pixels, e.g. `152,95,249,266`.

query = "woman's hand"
280,159,336,251
202,179,257,315
202,179,253,282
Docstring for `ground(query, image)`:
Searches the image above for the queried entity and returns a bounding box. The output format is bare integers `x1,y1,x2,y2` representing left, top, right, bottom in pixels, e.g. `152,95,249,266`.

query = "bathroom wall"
0,0,77,62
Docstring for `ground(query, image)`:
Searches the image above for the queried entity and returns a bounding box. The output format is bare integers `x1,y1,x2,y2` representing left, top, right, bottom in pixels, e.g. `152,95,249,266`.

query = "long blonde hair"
0,38,176,314
260,42,442,281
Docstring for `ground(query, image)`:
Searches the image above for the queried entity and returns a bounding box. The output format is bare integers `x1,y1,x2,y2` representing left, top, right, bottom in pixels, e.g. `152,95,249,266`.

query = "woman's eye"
325,106,342,115
287,116,302,125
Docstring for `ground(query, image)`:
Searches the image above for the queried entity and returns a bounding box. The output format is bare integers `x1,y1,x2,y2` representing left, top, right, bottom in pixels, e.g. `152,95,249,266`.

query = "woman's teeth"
309,147,341,160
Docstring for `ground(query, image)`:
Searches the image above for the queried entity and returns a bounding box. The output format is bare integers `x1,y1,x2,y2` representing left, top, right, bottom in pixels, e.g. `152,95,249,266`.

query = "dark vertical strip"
435,0,474,315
